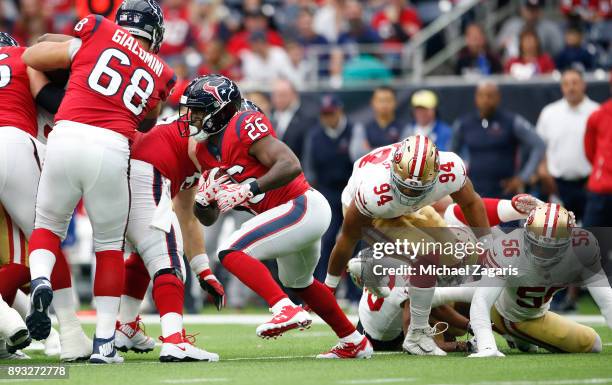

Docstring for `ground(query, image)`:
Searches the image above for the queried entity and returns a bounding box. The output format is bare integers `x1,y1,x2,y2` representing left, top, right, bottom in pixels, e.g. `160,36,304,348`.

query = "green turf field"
2,323,611,385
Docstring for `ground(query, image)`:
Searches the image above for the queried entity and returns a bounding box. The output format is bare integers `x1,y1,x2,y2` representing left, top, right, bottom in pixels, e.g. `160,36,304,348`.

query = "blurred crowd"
1,0,612,93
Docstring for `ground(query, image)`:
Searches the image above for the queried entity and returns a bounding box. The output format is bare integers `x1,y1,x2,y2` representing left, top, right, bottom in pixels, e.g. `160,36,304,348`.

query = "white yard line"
55,314,607,326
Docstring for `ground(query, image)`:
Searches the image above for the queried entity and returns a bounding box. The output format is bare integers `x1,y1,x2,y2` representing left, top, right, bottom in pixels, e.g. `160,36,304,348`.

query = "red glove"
198,269,225,311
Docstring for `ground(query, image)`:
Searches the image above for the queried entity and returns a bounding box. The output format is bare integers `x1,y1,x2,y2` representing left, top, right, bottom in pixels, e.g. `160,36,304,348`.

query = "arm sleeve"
587,282,612,329
512,115,546,182
470,281,504,352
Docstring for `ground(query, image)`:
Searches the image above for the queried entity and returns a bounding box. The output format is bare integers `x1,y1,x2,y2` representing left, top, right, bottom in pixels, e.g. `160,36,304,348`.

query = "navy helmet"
0,32,18,47
178,74,242,141
240,99,262,113
115,0,164,53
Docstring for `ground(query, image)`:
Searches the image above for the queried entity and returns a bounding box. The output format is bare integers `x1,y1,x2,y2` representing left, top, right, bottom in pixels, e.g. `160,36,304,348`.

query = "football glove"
196,168,229,207
197,269,225,311
216,183,253,213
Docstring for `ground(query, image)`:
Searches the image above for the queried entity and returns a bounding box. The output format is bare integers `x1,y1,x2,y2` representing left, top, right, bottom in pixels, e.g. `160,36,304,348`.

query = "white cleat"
468,347,505,358
402,326,447,356
256,304,312,339
0,301,31,353
316,336,373,359
159,330,219,362
60,326,93,362
115,317,155,354
511,194,544,215
44,327,61,356
0,340,30,360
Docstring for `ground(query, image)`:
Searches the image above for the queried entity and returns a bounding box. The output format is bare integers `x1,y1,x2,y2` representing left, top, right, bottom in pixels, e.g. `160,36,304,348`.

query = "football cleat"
316,336,373,359
0,340,30,360
115,316,155,354
402,326,447,356
25,277,53,340
89,335,124,364
159,330,219,362
0,299,31,353
256,305,312,339
44,327,61,356
60,326,92,362
468,347,505,358
511,193,544,215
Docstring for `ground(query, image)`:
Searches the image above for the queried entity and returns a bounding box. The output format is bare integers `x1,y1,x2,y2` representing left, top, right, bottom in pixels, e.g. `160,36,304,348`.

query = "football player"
470,203,612,357
350,195,542,352
186,74,373,359
325,136,491,355
113,92,235,363
0,31,88,361
22,0,175,364
0,294,30,358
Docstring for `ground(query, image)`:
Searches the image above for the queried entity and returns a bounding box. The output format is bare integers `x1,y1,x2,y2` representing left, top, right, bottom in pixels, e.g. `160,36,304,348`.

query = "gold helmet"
524,203,574,267
390,135,439,205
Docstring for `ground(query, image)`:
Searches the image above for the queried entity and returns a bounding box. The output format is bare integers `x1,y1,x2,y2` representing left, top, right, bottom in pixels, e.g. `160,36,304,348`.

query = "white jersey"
358,285,407,341
341,144,467,218
488,228,601,322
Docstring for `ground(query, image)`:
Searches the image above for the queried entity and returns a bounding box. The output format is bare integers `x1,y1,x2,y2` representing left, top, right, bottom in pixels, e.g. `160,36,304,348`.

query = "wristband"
324,274,341,289
189,253,210,275
249,180,262,196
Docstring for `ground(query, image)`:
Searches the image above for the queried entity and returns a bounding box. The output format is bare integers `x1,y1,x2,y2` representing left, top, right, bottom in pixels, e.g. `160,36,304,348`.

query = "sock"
93,250,125,340
29,228,61,281
95,296,120,339
152,274,184,338
12,290,29,318
0,264,30,305
123,253,150,300
452,198,502,227
221,250,288,307
50,249,72,291
294,279,356,339
53,287,81,335
498,199,528,222
409,286,435,329
160,313,183,339
118,296,142,324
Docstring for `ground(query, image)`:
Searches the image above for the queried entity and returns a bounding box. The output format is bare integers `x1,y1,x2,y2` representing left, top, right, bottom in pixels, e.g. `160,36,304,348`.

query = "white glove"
468,348,505,358
216,183,253,213
195,168,229,207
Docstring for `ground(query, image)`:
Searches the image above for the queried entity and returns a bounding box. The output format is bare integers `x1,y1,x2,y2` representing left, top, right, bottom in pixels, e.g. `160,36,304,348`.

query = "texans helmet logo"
203,82,223,103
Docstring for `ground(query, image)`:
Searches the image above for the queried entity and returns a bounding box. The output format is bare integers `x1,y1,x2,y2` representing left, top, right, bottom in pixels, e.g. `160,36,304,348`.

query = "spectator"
338,1,382,46
270,79,317,160
159,0,198,59
191,0,231,49
198,39,242,80
293,7,329,47
350,86,403,160
560,0,612,23
452,81,546,198
505,28,556,79
285,40,311,88
370,0,421,45
227,7,284,56
403,89,453,151
536,69,599,221
313,0,345,43
497,0,564,60
555,25,596,71
244,91,272,116
240,30,301,86
342,54,393,86
583,79,612,226
455,23,502,76
303,95,354,281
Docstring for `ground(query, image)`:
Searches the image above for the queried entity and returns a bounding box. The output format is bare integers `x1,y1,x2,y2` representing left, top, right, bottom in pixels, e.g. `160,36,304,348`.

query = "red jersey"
0,46,37,138
196,111,310,214
131,120,200,198
55,15,176,141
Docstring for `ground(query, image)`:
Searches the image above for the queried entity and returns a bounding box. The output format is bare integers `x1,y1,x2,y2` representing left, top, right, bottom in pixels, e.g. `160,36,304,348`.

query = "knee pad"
153,267,184,283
